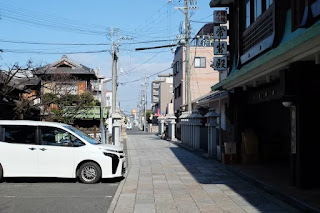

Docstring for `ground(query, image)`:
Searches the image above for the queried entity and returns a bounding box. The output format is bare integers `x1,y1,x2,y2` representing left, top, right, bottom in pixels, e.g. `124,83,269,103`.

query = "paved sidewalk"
110,133,299,213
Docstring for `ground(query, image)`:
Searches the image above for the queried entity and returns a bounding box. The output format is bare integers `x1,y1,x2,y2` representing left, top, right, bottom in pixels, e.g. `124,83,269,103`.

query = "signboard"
214,41,227,55
213,10,227,24
214,56,227,71
213,26,227,39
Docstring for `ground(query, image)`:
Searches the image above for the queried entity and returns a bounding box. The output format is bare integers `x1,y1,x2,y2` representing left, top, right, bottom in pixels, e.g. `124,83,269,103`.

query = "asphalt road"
0,178,121,213
0,141,127,213
126,126,155,135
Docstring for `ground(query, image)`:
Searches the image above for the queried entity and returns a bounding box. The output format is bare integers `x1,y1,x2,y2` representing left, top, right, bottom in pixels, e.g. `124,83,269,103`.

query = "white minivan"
0,120,126,184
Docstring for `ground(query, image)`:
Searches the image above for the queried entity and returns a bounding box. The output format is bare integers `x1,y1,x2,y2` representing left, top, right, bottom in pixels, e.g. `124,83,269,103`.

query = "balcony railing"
242,7,274,54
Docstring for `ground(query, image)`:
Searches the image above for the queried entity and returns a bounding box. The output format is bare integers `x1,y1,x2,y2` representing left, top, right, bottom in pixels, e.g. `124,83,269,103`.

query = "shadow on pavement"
168,145,303,213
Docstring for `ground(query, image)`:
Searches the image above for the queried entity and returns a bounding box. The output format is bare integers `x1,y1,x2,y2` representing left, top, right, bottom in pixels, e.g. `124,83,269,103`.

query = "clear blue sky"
0,0,214,114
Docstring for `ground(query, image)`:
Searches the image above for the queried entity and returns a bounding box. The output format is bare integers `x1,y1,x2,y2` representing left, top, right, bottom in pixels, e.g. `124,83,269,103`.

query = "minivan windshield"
64,125,99,145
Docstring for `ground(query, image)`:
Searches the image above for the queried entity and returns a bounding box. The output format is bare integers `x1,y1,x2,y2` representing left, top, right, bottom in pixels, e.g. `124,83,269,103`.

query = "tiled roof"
34,55,97,79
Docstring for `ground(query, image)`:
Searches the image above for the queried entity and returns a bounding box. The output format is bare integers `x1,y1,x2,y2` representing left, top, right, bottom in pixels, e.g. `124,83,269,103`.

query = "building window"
246,0,251,28
176,61,179,73
266,0,273,9
291,0,306,31
174,84,182,99
255,0,262,20
194,57,206,68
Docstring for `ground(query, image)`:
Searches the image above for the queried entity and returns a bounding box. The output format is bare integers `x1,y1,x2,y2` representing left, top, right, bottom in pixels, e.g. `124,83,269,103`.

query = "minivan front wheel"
78,162,101,184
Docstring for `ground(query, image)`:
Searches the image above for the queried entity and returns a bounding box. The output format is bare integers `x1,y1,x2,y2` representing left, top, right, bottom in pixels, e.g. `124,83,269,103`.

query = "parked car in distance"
126,123,132,130
0,120,126,184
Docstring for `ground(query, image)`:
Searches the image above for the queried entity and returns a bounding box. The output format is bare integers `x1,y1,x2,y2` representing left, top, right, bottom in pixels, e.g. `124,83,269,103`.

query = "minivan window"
3,125,37,145
63,125,99,145
40,127,85,147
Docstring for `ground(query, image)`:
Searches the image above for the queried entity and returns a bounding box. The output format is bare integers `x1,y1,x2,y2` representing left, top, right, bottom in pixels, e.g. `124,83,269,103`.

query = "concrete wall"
173,46,220,113
159,82,173,114
209,97,229,131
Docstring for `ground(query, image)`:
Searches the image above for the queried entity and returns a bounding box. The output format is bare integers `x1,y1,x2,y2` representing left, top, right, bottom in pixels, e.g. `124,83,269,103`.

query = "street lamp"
100,78,112,144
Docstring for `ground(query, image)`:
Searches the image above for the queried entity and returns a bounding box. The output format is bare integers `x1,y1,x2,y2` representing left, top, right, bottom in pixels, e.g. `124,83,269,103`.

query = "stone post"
205,108,219,157
184,113,190,147
189,112,194,148
112,112,122,146
190,110,203,149
166,115,177,141
179,112,188,144
157,115,165,136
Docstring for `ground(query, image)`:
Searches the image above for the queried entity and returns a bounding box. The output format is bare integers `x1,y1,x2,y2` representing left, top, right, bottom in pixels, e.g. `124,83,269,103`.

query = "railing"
242,7,274,54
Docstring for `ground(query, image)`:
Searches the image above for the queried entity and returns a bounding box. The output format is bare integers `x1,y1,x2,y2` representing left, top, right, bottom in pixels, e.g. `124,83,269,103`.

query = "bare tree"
0,61,40,119
1,61,99,122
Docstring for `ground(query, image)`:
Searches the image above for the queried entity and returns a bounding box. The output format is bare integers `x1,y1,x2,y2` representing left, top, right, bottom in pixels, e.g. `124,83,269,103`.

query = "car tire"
0,164,3,182
78,162,101,184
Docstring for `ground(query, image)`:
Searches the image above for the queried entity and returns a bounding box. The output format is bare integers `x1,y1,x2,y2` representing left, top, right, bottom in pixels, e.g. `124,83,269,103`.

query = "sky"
0,0,214,114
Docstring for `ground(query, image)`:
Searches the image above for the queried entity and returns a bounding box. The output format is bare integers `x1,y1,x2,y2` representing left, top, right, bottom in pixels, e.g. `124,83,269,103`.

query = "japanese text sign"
213,26,227,39
213,10,227,24
214,56,227,71
214,41,227,55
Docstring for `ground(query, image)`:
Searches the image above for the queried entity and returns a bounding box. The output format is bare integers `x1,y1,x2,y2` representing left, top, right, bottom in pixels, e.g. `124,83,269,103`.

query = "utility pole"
144,71,148,132
175,1,197,112
111,27,116,114
111,27,121,146
115,28,120,111
184,0,191,112
100,78,112,144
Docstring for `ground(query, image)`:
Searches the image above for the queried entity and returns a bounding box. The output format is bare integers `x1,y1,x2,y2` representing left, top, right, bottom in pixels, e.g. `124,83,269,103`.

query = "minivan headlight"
104,149,123,154
103,152,117,158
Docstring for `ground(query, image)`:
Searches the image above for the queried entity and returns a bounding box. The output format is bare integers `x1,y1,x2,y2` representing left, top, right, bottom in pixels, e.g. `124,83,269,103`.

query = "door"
0,125,38,177
38,126,78,178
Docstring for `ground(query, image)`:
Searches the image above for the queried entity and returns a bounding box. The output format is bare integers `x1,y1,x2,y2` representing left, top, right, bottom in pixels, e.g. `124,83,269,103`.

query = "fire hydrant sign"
214,56,227,71
213,10,227,24
213,26,227,39
214,41,227,55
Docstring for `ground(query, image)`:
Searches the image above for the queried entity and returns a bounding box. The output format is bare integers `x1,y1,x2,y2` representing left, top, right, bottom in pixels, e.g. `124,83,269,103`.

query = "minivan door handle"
39,148,47,151
29,147,36,151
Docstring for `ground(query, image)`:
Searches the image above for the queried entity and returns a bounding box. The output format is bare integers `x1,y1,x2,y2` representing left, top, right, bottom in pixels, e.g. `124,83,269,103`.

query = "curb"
107,137,131,213
107,167,130,213
171,140,320,213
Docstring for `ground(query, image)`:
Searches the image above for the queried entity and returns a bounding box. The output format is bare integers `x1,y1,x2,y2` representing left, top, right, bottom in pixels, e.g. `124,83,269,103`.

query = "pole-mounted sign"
214,56,227,71
213,26,227,39
214,41,227,55
213,10,227,24
213,10,228,72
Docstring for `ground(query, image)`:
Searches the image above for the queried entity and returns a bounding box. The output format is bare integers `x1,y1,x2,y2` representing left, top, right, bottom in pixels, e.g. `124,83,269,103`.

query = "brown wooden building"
210,0,320,194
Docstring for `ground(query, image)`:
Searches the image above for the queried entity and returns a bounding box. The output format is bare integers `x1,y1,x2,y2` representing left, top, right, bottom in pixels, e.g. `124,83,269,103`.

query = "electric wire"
1,49,109,55
119,67,172,85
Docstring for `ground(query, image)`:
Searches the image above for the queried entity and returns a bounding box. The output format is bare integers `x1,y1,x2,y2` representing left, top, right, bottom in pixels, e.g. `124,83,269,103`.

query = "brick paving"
111,133,300,213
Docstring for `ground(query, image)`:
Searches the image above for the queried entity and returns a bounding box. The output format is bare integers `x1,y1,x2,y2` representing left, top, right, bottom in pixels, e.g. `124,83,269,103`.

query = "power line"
0,39,109,46
1,49,109,54
0,4,109,37
0,38,178,46
121,50,165,75
119,67,172,85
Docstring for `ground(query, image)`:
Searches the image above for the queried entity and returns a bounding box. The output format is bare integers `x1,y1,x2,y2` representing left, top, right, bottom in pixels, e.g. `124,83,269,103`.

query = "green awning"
63,106,109,120
211,19,320,91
